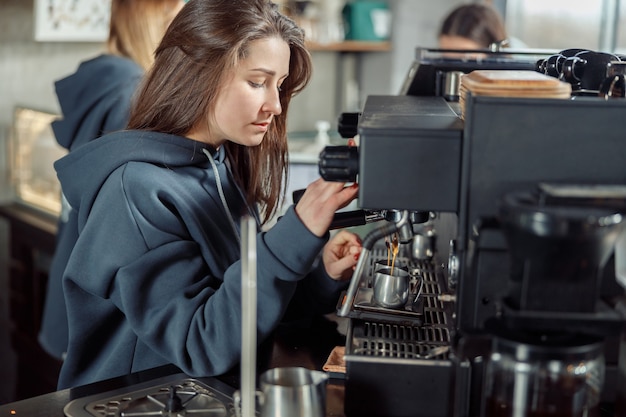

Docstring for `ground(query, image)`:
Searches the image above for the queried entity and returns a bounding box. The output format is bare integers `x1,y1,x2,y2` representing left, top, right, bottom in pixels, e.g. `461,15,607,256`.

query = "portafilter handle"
292,188,385,230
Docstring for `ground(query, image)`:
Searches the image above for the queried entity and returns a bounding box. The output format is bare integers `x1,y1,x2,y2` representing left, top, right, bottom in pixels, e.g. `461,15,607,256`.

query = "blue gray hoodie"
54,130,345,389
40,55,144,360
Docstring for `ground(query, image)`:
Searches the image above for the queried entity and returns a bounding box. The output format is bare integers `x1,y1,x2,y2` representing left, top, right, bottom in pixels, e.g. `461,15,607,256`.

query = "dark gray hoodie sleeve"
58,158,337,388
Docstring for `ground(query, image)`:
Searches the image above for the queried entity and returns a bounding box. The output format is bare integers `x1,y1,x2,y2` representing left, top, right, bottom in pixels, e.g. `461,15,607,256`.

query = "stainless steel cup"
234,367,328,417
259,367,327,417
372,267,410,309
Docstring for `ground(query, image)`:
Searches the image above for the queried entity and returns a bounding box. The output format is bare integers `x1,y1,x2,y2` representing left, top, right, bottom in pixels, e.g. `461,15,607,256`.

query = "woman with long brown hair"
55,0,361,389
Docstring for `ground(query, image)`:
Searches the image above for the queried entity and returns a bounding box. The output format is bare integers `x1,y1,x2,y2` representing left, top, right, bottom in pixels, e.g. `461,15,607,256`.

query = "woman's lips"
253,122,269,132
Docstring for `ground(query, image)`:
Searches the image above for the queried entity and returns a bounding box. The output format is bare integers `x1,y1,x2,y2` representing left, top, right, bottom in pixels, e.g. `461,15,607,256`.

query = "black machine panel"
356,95,463,212
458,95,626,331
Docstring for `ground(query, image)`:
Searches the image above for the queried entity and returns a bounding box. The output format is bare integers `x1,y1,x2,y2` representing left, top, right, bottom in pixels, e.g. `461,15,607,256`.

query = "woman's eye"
249,80,282,92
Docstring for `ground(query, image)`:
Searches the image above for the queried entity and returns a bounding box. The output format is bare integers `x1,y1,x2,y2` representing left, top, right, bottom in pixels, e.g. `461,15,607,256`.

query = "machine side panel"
457,95,626,331
358,96,463,211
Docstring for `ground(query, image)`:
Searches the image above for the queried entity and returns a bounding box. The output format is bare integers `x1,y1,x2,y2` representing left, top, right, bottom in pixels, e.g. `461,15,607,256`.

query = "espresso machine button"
337,112,361,138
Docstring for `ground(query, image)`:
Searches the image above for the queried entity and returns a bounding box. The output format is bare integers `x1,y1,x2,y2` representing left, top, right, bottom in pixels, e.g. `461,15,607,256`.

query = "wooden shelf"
306,40,391,52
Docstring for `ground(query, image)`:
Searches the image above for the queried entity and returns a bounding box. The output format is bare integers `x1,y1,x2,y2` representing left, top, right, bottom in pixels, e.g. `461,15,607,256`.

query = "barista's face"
208,37,290,148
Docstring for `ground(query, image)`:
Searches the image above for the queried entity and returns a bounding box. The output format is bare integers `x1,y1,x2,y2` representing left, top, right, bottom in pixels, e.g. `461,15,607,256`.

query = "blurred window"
503,0,622,53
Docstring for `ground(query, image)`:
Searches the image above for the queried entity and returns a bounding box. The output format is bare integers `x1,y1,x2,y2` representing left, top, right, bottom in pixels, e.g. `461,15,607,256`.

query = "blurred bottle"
317,0,345,44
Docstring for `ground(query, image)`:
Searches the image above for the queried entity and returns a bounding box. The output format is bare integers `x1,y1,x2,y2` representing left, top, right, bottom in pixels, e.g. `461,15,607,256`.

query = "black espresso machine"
320,48,626,417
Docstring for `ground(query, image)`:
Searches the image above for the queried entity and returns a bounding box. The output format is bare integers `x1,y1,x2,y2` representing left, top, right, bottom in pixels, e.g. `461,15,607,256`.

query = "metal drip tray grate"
346,249,453,361
362,320,450,343
348,320,451,360
64,374,239,417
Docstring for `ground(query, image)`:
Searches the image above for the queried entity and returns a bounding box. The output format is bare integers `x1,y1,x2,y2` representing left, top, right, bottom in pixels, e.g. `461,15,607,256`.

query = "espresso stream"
385,233,400,273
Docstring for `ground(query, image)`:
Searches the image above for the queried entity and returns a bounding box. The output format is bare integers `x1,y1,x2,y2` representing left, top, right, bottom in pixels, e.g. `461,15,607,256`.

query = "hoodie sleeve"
64,161,330,379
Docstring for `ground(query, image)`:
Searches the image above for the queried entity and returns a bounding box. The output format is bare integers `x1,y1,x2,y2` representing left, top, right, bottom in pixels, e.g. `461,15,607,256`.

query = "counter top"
0,315,348,417
288,131,347,164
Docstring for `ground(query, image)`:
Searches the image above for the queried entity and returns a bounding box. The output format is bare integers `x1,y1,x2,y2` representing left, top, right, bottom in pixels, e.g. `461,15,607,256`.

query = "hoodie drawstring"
202,148,242,244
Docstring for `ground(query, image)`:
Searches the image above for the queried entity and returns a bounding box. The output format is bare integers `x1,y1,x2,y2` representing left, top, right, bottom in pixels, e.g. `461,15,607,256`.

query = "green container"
342,1,391,41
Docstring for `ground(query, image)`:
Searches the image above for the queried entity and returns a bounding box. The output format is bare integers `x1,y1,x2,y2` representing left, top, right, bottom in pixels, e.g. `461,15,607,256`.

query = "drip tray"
64,373,240,417
353,287,425,325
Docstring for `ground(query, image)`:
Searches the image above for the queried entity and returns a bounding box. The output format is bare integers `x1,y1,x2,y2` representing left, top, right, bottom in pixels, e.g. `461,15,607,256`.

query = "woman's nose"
263,89,282,115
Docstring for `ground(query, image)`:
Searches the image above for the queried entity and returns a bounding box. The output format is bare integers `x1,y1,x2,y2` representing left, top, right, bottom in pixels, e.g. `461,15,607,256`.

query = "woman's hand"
322,230,362,281
295,179,358,237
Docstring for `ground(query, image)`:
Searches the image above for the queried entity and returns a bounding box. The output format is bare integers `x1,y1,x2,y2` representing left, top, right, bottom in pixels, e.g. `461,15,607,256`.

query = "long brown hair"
108,0,183,70
127,0,313,224
439,3,507,48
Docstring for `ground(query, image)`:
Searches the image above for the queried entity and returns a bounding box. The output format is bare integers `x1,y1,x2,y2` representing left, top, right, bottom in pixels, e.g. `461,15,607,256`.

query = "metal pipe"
337,211,410,317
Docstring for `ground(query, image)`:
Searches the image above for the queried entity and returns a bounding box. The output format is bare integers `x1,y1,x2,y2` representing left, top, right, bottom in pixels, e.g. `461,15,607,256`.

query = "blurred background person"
39,0,185,363
438,3,508,50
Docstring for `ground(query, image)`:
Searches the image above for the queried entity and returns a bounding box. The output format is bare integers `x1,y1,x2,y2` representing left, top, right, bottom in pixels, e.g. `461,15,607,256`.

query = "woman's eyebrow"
250,67,275,75
249,68,289,78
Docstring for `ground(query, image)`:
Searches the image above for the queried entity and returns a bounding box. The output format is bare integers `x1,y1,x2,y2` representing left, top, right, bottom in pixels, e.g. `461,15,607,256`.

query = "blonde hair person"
108,0,185,70
39,0,185,364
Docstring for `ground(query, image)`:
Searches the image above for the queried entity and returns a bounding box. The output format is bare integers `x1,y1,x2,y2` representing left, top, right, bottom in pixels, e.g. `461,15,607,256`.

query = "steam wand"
338,210,411,317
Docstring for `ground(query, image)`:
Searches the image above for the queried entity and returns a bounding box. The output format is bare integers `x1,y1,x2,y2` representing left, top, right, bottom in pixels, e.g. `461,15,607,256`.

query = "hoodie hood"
52,54,144,151
54,130,219,218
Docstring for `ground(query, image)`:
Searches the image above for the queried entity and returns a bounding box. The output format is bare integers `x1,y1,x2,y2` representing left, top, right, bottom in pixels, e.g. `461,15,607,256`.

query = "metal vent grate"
348,247,453,361
63,376,236,417
85,380,228,417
